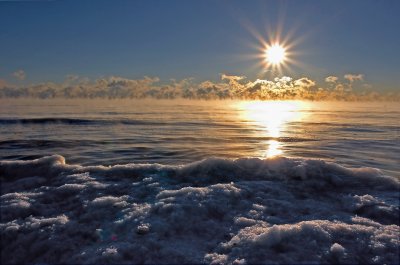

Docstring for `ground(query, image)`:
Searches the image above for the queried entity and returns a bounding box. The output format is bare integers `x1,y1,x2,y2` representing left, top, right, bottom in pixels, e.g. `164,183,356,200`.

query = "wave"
0,118,237,128
0,117,170,126
1,155,399,264
1,155,398,188
0,118,96,125
0,137,317,151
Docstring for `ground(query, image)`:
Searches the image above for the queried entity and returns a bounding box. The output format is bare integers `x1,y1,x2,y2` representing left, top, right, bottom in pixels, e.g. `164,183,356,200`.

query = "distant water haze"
0,99,398,176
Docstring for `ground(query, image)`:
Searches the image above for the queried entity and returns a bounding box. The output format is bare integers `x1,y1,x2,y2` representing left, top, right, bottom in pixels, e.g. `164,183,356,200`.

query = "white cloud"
65,74,80,83
221,74,245,82
12,70,26,81
325,76,338,83
344,74,364,82
294,77,315,88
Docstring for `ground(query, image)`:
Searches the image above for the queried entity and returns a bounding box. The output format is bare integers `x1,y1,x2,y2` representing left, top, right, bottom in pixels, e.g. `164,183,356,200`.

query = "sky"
0,0,399,92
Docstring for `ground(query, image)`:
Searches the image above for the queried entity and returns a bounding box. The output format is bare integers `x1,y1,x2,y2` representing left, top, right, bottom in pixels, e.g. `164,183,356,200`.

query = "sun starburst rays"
245,26,304,78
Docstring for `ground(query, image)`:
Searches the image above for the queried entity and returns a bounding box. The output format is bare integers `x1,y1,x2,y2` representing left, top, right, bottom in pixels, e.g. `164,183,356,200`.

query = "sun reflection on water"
238,101,305,158
266,139,282,157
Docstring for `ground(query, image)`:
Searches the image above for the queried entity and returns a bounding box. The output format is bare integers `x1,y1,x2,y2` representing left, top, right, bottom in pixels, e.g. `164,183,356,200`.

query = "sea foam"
1,155,399,264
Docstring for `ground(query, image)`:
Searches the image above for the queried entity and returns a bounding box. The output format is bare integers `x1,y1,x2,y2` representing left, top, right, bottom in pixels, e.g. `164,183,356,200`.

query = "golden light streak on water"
238,100,306,158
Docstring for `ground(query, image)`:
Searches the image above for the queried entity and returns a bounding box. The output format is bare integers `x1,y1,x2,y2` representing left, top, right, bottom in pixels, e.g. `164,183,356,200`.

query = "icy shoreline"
1,155,399,264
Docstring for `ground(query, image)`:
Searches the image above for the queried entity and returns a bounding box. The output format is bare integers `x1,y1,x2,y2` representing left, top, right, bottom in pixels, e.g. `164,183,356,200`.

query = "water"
0,99,399,176
1,99,399,264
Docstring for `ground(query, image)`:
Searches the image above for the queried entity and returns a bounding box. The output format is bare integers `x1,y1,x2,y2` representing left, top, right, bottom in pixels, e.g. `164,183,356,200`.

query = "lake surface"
0,99,398,176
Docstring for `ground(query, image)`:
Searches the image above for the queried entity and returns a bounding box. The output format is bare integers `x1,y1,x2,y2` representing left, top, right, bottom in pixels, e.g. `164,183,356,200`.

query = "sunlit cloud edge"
0,73,398,101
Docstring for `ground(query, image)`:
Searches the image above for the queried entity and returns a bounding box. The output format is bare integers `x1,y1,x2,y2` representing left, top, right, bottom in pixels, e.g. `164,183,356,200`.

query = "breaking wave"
1,155,399,264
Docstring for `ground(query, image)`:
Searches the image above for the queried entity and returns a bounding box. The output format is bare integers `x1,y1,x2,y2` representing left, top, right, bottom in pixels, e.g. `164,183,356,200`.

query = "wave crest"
1,155,398,189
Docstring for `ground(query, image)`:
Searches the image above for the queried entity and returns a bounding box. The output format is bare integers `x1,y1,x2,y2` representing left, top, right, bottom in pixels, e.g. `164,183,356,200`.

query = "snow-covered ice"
1,155,399,264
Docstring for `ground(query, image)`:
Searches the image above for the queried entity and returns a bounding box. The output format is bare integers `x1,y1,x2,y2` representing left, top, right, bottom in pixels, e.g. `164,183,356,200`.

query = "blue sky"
0,0,399,91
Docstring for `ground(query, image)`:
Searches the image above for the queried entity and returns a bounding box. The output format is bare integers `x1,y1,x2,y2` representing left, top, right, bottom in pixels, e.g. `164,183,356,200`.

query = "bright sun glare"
239,101,306,158
265,44,286,65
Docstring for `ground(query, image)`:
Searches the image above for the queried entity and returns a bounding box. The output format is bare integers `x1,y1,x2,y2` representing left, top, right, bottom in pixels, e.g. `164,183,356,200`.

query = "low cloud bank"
1,74,398,101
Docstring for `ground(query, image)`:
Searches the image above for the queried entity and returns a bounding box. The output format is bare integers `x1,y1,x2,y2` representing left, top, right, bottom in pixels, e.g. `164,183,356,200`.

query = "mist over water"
1,99,399,264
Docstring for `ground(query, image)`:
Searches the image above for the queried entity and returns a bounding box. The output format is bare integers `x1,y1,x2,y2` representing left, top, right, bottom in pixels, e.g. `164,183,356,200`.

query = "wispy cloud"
362,84,373,89
0,73,397,101
294,77,315,88
344,74,364,83
12,70,26,80
325,76,338,83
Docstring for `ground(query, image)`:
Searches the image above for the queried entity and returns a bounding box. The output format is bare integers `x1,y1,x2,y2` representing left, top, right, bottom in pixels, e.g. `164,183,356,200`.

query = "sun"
265,44,286,65
241,22,304,76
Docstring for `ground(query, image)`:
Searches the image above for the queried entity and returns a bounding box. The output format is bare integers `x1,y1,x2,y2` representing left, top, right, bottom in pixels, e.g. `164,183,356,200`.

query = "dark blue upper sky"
0,0,399,90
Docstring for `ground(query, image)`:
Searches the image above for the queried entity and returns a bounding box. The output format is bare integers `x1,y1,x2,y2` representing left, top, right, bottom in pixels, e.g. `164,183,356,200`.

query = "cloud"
0,73,397,101
294,77,315,88
221,74,245,82
334,83,345,92
362,84,373,89
325,76,338,83
64,74,80,83
12,70,26,81
344,74,364,82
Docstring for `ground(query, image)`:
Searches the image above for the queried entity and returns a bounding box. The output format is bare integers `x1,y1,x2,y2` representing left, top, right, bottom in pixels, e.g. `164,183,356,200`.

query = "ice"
330,243,345,258
1,155,399,264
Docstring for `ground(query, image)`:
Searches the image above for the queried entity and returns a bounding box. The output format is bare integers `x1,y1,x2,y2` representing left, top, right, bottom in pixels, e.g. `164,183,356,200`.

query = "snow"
1,155,399,264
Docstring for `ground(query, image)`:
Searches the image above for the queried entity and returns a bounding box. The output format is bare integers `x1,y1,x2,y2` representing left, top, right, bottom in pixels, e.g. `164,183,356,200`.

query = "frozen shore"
1,155,399,264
